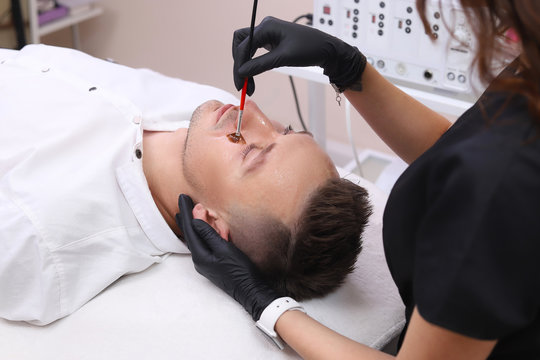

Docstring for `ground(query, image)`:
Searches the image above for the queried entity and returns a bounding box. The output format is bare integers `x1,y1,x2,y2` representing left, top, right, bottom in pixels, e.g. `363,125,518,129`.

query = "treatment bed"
0,45,404,359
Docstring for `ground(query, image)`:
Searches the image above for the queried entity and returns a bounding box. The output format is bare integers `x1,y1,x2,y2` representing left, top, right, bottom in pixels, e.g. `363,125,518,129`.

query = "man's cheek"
210,145,237,166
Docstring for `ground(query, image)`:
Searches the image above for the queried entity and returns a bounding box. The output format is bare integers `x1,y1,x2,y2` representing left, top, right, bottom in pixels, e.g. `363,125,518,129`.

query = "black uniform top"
383,68,540,358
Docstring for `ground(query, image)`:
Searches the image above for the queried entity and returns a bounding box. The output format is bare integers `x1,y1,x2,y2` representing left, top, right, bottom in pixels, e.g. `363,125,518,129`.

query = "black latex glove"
175,194,281,321
232,16,367,96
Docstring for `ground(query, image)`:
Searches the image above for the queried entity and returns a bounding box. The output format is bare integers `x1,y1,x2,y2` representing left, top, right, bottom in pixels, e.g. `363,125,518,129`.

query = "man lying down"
0,44,372,325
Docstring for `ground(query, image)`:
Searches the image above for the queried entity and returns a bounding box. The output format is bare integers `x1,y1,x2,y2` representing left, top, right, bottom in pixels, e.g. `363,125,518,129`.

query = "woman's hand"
175,194,281,321
232,16,366,96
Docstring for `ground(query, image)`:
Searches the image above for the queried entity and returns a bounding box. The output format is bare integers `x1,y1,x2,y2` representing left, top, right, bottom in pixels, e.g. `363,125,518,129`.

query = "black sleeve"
412,144,540,339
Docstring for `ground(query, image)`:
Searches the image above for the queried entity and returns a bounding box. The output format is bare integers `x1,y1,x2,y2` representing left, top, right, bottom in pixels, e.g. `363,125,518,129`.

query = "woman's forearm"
344,64,452,164
275,310,394,360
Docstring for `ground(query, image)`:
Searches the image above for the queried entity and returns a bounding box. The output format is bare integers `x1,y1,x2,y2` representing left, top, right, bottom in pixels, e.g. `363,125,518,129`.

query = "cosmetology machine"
302,0,477,190
313,0,477,102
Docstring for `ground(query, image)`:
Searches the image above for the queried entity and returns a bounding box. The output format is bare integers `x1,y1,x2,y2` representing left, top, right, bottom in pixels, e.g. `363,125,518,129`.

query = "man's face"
183,100,337,228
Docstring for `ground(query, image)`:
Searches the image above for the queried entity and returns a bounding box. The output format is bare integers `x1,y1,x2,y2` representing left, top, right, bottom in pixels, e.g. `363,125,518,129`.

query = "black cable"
289,13,313,132
247,0,258,53
289,75,308,132
10,0,26,49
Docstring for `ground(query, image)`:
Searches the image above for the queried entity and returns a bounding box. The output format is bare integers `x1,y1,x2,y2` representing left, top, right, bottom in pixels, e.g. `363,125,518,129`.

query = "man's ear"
192,203,231,241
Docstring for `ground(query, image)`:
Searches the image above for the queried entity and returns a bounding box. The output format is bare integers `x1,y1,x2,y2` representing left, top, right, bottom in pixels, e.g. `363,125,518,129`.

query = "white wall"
37,0,394,158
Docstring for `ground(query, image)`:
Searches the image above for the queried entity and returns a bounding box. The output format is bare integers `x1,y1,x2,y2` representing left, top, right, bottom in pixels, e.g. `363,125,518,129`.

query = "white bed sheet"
0,46,404,359
0,171,404,360
0,48,17,63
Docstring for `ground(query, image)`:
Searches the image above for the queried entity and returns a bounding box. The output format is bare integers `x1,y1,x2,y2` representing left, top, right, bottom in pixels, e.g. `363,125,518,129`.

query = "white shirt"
0,45,238,325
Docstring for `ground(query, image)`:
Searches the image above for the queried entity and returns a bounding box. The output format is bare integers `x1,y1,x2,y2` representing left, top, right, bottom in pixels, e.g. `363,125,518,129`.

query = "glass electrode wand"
229,0,258,143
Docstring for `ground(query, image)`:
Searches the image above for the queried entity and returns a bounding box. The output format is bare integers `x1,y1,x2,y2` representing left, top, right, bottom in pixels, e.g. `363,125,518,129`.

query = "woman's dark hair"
417,0,540,122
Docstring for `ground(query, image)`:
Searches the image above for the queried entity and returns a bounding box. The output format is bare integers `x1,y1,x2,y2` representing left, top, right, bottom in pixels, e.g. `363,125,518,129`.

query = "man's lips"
215,104,234,124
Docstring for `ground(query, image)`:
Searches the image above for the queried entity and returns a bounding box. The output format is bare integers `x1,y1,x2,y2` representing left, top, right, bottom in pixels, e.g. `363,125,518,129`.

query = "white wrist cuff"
255,297,305,350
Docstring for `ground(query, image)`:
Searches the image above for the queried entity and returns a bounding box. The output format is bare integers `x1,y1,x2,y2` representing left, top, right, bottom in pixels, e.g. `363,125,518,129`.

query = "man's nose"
243,101,274,134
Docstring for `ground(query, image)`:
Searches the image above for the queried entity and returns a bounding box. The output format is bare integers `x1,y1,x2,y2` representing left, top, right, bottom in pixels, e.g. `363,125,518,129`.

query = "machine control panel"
314,0,477,99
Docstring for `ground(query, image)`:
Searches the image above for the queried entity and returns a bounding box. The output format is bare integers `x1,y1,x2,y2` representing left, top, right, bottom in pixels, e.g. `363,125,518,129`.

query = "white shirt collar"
116,160,189,254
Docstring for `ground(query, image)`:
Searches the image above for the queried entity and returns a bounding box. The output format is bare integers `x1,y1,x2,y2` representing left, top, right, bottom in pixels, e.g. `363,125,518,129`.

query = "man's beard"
183,103,204,156
181,104,205,193
182,101,237,195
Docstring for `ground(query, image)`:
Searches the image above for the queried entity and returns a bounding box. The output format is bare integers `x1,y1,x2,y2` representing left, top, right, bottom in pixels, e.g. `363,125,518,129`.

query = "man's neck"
142,129,191,238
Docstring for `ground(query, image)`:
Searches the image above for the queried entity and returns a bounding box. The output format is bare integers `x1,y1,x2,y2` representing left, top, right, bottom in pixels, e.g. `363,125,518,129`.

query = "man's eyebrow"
244,142,276,174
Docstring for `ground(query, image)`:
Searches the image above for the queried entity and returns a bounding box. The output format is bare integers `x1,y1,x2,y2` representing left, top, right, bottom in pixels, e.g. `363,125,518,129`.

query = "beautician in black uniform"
176,1,540,358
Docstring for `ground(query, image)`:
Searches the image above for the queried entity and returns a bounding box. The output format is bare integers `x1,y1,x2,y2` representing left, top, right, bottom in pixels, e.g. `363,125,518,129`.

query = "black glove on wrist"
232,16,367,96
175,194,282,321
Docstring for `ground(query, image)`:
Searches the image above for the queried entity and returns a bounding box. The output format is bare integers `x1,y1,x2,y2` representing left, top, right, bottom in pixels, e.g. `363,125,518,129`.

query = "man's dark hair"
229,178,372,300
